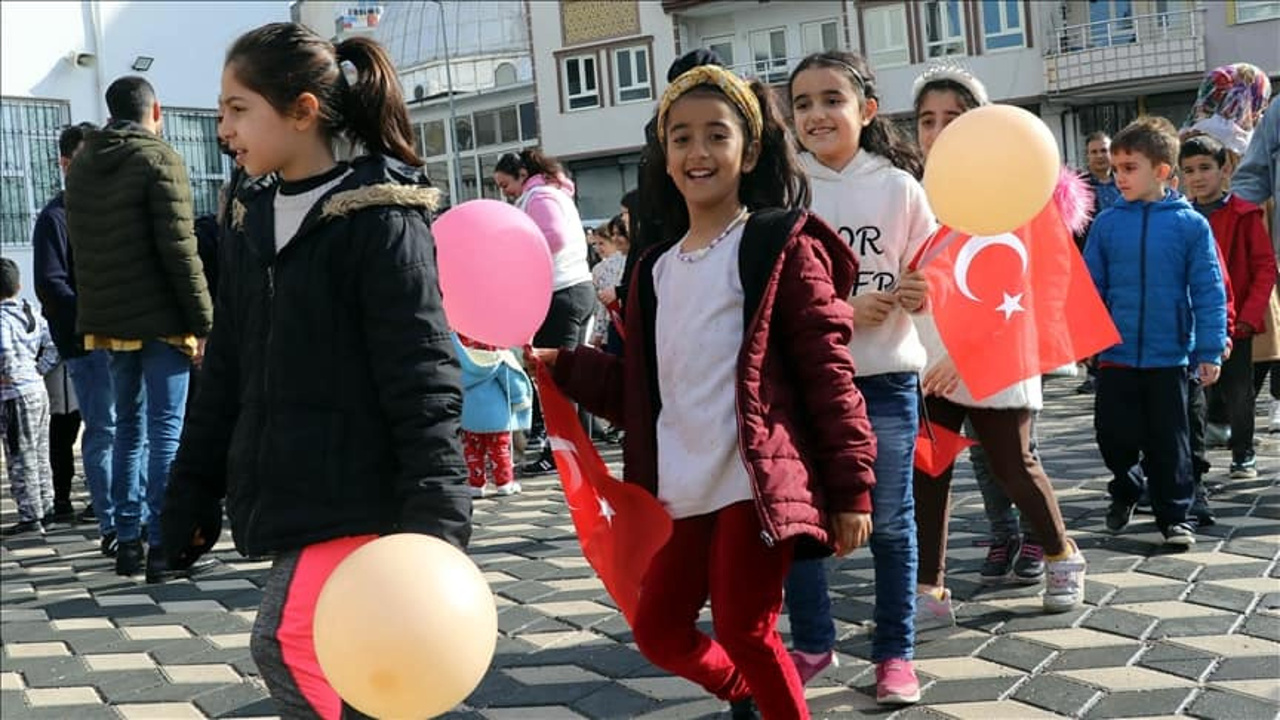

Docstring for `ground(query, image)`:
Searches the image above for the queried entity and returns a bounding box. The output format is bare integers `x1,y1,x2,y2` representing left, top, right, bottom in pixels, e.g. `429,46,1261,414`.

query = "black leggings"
529,282,596,444
1254,360,1280,401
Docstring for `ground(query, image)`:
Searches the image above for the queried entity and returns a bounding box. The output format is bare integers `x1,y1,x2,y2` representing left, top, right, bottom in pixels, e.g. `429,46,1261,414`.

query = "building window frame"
613,45,653,104
747,26,789,84
0,97,69,248
921,0,968,59
980,0,1026,52
800,18,842,55
163,108,233,218
561,53,601,112
1231,0,1280,23
703,33,735,67
860,4,912,69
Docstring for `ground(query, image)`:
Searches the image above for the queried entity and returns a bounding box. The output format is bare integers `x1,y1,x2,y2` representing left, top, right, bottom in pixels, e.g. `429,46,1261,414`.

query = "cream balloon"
923,104,1061,237
313,534,498,719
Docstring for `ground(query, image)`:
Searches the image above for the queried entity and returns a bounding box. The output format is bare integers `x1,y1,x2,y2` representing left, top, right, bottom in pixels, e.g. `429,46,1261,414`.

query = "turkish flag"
914,420,977,477
532,361,672,623
912,202,1120,400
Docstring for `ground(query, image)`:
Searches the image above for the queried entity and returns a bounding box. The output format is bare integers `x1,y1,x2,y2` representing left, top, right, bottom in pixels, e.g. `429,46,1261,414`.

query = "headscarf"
1183,63,1272,155
657,65,762,145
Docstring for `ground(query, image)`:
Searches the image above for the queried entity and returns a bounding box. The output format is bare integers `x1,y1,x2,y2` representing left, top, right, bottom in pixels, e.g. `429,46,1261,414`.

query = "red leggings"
631,501,806,720
463,431,513,487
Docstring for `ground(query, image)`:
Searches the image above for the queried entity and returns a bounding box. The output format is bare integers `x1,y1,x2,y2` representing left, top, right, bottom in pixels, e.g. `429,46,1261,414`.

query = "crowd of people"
1,18,1277,720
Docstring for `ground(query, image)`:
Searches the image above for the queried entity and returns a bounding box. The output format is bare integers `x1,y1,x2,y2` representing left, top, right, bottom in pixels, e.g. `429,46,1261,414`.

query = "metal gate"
163,109,232,218
0,98,70,248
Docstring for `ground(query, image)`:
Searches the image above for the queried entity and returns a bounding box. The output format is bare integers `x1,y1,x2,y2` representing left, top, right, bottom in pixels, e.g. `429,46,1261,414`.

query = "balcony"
1044,9,1205,94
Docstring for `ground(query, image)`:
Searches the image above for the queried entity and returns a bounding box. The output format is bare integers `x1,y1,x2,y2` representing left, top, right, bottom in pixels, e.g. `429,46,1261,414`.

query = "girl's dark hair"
606,213,629,241
641,79,810,243
912,78,982,115
226,22,421,166
790,51,923,179
494,148,565,185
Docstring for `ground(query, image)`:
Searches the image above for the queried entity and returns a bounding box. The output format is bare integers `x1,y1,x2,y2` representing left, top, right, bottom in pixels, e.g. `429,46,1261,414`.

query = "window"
1235,0,1280,22
748,28,788,83
863,5,911,68
459,154,478,201
494,62,517,86
704,34,735,67
162,109,231,218
498,106,519,144
801,19,841,55
425,161,449,199
480,154,502,199
422,119,446,157
614,46,652,104
923,0,967,58
0,98,68,247
563,54,600,111
474,110,498,147
1089,0,1135,47
981,0,1025,50
454,115,473,151
519,101,538,141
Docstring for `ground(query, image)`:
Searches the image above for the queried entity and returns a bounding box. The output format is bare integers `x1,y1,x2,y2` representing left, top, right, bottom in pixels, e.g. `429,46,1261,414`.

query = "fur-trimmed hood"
231,154,441,231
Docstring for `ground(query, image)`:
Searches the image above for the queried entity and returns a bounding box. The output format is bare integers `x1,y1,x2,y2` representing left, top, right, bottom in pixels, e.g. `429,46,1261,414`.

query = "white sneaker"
469,485,489,499
1269,403,1280,433
914,588,956,631
495,481,521,496
1043,542,1087,613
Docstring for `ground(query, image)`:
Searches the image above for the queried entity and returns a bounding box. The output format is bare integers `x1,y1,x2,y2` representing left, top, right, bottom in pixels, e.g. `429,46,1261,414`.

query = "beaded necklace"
675,207,749,263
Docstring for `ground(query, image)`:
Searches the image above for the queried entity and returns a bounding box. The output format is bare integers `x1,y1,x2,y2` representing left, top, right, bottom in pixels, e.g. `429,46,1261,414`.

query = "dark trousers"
1254,360,1280,400
1096,367,1191,529
1188,377,1209,482
50,411,81,507
529,282,595,446
1216,337,1256,462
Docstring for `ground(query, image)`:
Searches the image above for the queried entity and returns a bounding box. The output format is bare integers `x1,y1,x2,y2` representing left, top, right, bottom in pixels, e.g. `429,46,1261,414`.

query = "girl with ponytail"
163,23,471,719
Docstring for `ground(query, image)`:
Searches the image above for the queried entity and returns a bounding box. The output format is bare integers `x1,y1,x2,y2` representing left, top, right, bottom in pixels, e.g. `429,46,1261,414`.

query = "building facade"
1,0,289,304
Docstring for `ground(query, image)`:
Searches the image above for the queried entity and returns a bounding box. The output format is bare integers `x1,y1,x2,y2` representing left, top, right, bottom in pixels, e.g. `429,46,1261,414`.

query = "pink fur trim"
1053,167,1093,235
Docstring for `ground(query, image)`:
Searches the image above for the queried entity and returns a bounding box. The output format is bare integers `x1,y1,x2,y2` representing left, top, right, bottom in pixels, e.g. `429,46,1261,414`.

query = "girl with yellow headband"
532,64,877,720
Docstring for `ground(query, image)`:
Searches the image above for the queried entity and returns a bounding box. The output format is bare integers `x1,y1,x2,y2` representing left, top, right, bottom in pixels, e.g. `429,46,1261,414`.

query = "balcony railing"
1047,9,1200,56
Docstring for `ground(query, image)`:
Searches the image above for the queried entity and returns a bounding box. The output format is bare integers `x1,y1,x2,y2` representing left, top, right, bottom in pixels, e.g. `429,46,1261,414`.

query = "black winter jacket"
31,193,86,359
165,156,471,557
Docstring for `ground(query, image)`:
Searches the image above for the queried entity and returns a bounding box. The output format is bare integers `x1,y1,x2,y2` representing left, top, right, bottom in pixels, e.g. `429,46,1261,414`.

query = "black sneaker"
1,520,46,537
115,539,144,577
1189,484,1215,527
1012,535,1046,585
1106,498,1136,533
1075,378,1095,395
730,697,759,720
145,551,179,585
100,532,118,558
979,535,1020,585
1162,523,1196,549
78,505,96,523
522,456,556,476
49,502,75,523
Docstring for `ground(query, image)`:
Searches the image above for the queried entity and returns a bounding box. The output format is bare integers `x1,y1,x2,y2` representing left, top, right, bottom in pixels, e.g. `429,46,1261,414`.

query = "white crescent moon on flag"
953,234,1029,302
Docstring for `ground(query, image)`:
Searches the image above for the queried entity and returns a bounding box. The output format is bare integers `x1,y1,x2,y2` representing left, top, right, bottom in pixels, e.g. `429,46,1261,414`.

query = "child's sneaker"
495,481,521,496
914,587,955,631
1,520,45,537
1043,541,1086,613
1106,497,1136,533
980,535,1019,585
1162,523,1196,549
468,484,489,499
1012,535,1046,585
1270,403,1280,433
1230,456,1257,479
788,649,836,686
875,658,921,705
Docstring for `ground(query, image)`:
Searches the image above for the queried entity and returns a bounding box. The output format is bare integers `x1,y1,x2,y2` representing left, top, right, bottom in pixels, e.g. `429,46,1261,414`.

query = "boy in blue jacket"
1084,116,1228,549
453,334,533,498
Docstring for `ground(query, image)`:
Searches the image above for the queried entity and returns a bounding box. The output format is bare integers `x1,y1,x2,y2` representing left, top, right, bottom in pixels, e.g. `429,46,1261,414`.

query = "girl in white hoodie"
784,51,931,706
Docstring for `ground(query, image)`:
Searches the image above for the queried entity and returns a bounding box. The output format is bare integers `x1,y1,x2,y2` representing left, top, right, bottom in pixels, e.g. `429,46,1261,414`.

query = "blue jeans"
66,351,116,536
109,341,190,547
785,372,920,662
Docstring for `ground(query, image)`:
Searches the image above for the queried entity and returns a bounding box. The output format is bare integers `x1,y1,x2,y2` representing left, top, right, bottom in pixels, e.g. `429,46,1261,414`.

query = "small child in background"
453,333,533,498
590,216,629,348
0,258,61,536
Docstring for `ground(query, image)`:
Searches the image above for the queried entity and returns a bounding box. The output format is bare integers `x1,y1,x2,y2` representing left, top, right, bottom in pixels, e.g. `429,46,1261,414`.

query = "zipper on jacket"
734,270,784,549
248,263,276,554
1137,205,1150,367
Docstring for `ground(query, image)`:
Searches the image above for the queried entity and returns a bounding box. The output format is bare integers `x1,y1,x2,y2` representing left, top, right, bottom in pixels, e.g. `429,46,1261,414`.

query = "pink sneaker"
788,649,835,685
875,658,921,705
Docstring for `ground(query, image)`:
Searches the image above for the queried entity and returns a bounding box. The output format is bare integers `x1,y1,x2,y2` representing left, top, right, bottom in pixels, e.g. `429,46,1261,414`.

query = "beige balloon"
313,534,498,719
923,104,1062,237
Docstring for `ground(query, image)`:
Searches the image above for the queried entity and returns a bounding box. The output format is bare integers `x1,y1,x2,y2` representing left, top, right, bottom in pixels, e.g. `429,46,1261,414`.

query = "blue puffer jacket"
1084,190,1228,368
452,335,533,433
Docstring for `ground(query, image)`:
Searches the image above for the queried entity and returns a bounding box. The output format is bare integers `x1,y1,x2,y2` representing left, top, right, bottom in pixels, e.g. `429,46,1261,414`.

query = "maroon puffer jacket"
553,209,877,551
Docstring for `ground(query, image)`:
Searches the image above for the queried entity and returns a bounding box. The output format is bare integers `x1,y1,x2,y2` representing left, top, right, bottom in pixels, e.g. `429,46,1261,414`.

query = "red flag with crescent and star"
911,202,1120,400
531,361,672,623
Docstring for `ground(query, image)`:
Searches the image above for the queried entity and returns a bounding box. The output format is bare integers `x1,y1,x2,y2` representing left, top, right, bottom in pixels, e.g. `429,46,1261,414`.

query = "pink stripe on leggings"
278,534,378,720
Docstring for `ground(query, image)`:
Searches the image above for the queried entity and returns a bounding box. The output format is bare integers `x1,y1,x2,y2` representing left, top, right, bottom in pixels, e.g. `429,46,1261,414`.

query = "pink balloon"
433,199,553,347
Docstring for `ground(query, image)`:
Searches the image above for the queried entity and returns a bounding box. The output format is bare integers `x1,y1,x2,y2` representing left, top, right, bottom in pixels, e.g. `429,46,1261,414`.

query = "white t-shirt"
652,223,754,519
273,170,352,253
802,151,935,376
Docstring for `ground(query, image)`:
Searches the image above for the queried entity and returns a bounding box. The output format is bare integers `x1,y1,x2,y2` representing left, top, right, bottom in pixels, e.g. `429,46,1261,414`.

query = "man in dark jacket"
32,122,120,555
65,76,213,581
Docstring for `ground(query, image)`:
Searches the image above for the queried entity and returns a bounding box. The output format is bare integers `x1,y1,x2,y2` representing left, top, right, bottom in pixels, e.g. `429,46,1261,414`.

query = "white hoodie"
802,151,933,377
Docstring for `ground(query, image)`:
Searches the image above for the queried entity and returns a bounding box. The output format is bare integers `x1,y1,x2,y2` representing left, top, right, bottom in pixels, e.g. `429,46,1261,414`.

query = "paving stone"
1057,666,1197,691
1169,633,1280,657
920,676,1022,704
1016,627,1136,650
928,700,1064,719
2,656,89,689
83,652,156,671
23,686,102,706
571,684,662,719
1149,614,1241,638
1210,654,1280,681
0,672,24,691
4,643,69,659
1083,687,1196,718
911,630,991,660
189,681,273,718
1134,556,1203,582
1136,640,1219,680
115,702,207,719
1186,687,1280,720
161,663,242,684
1081,607,1158,639
1012,674,1101,716
914,658,1022,680
1184,581,1261,613
1047,645,1143,671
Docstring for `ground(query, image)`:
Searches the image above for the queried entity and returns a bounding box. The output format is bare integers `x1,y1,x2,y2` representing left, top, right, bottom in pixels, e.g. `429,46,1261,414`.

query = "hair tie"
339,59,359,87
658,65,763,145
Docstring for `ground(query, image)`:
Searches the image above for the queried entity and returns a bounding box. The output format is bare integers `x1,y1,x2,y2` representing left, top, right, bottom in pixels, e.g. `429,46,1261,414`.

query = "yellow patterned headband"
657,65,763,144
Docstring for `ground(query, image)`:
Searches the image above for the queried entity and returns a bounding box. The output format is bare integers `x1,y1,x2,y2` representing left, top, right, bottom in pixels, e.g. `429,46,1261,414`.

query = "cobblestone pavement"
2,377,1278,719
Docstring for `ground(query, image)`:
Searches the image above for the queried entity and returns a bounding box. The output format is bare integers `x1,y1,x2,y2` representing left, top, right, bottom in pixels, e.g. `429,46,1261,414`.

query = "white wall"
678,0,846,72
530,0,677,160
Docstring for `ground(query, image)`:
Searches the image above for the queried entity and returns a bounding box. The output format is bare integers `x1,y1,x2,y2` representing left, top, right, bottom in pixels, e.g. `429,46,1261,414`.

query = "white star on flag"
995,292,1025,321
598,496,616,526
